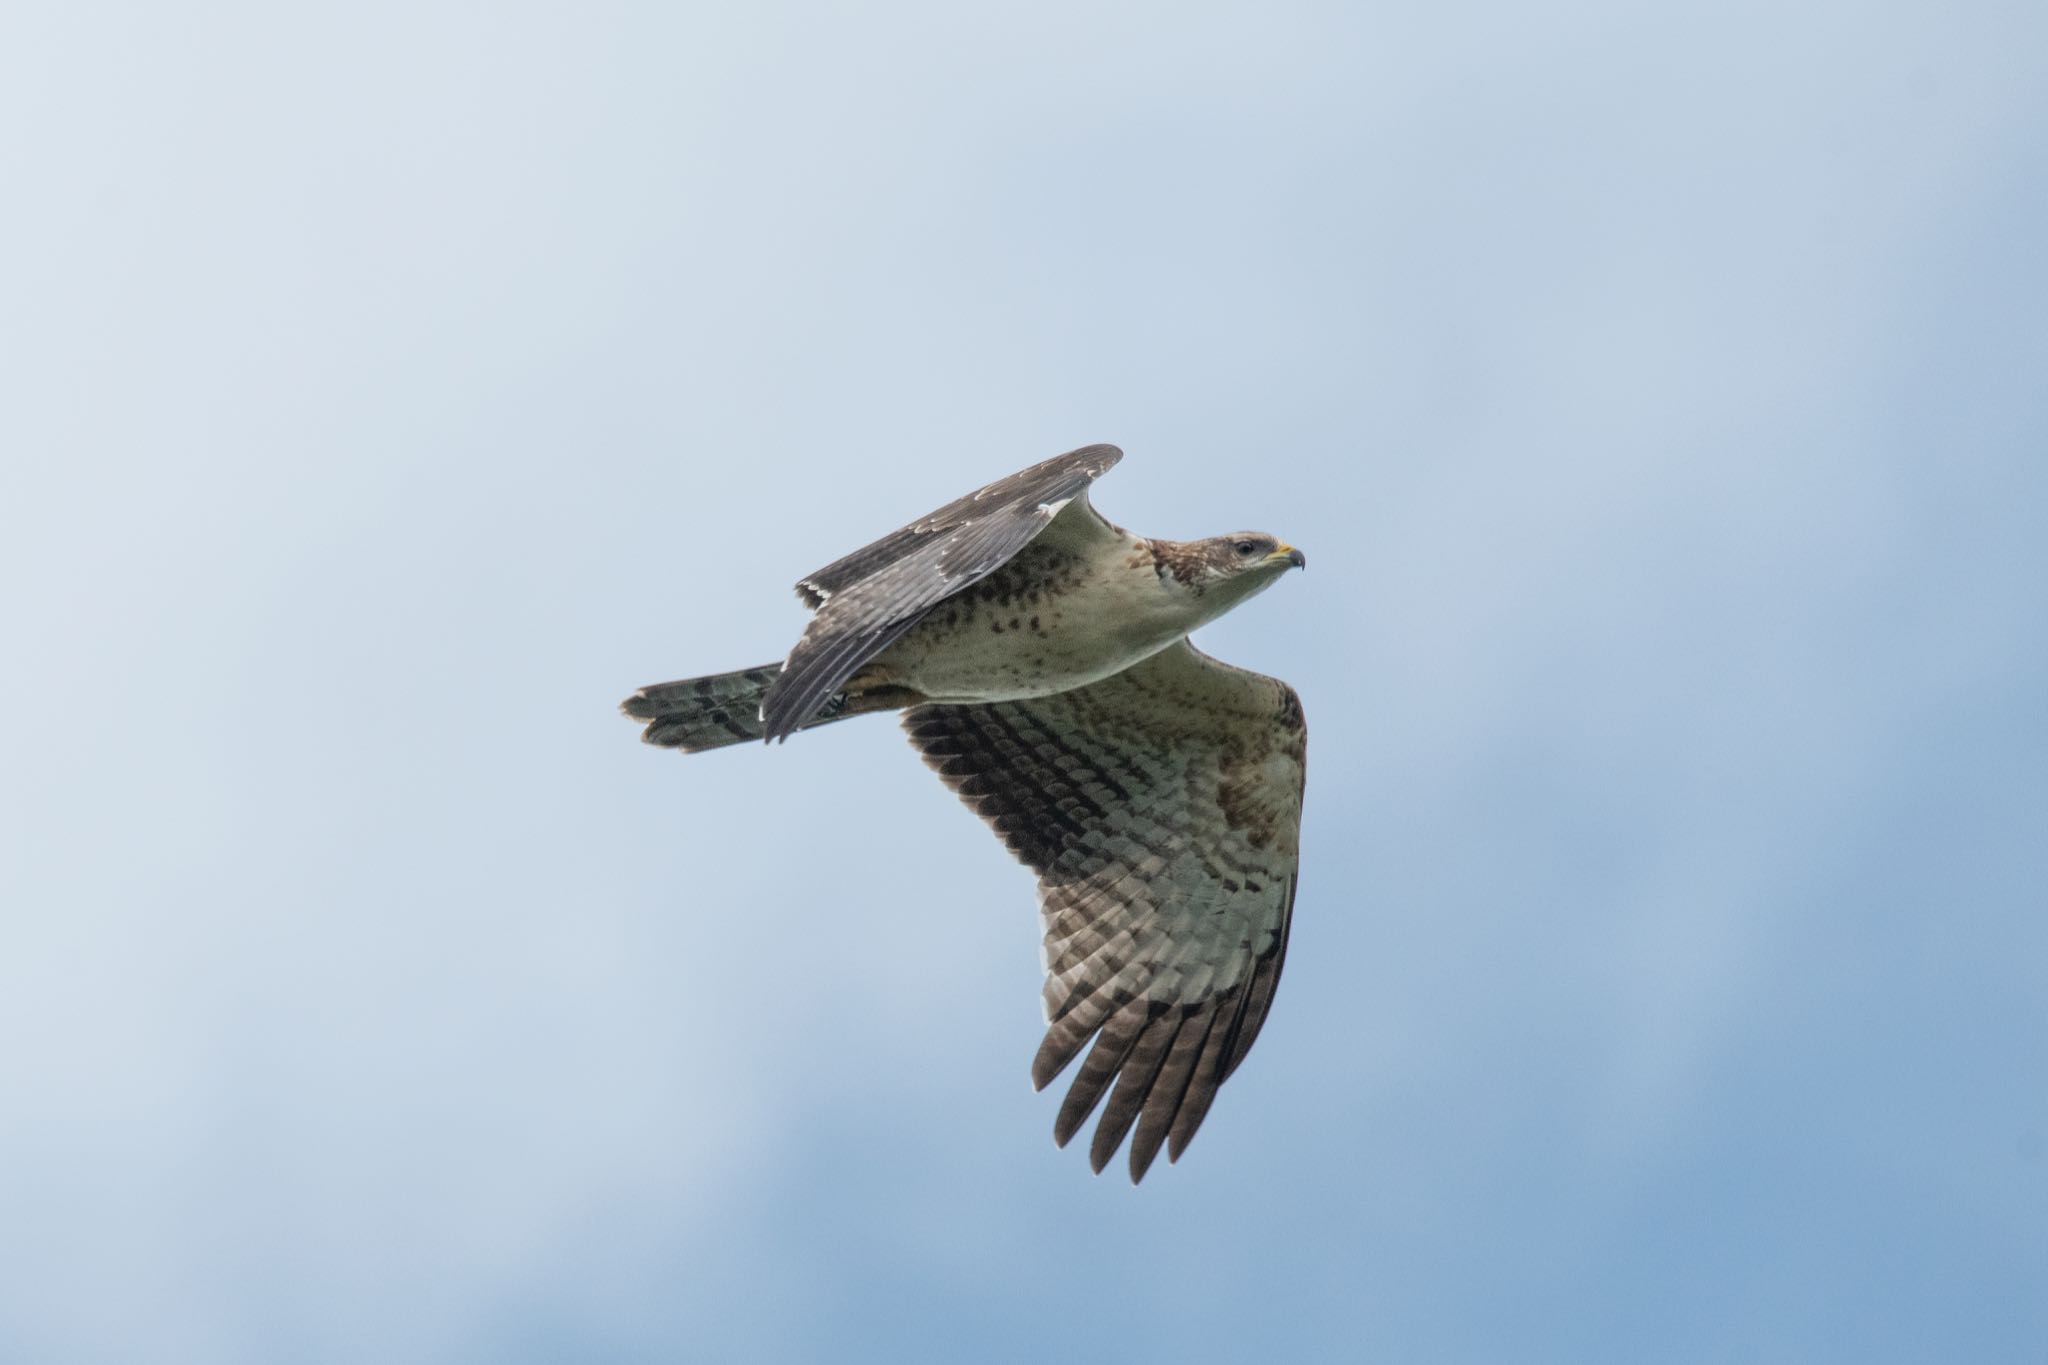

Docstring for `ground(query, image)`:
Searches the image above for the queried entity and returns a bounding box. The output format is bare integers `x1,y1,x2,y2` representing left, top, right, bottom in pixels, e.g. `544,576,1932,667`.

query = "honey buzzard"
622,445,1307,1181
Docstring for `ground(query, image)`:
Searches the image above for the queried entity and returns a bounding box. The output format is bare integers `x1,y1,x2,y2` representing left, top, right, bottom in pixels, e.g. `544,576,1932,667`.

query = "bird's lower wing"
902,639,1307,1181
759,444,1123,742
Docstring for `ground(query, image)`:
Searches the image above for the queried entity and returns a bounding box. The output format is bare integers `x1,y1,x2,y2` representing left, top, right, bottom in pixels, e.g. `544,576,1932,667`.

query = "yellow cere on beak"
1268,543,1307,570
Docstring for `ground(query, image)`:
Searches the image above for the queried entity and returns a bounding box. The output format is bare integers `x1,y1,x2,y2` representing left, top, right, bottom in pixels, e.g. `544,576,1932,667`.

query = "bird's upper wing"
902,638,1306,1181
759,444,1124,741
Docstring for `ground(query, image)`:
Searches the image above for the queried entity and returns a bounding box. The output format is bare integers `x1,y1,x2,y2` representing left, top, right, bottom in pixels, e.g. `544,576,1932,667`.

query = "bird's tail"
621,665,920,751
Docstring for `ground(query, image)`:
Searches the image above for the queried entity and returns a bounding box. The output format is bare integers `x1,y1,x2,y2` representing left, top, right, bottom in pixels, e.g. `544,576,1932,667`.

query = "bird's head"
1155,533,1306,606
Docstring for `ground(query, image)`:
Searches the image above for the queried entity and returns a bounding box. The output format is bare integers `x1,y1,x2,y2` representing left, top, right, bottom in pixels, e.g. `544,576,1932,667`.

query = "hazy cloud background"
3,1,2042,1361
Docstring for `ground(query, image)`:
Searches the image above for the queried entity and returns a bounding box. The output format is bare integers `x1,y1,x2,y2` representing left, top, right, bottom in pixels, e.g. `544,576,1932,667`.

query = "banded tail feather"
621,665,783,751
621,665,924,751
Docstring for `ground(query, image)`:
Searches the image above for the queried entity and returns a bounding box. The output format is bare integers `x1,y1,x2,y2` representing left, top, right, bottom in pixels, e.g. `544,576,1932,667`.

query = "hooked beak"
1268,543,1306,570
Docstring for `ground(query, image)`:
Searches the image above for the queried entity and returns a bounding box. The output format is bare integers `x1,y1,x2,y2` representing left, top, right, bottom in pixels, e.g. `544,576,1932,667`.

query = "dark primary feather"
902,639,1306,1181
758,444,1123,742
791,444,1123,609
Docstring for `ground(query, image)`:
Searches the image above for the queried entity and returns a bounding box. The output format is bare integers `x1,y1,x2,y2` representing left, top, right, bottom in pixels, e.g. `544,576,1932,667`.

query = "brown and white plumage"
762,445,1125,740
903,640,1304,1180
622,444,1309,1181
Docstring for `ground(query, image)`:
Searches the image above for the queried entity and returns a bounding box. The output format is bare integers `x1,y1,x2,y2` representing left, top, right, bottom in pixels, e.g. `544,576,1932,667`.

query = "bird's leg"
832,667,930,720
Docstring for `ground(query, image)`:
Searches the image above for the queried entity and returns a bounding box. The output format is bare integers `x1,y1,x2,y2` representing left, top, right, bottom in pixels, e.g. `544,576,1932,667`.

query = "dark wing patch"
792,444,1123,609
759,444,1122,741
903,639,1306,1181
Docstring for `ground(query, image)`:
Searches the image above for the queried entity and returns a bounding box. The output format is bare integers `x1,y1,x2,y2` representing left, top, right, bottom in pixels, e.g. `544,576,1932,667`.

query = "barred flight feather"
762,448,1124,739
904,638,1305,1181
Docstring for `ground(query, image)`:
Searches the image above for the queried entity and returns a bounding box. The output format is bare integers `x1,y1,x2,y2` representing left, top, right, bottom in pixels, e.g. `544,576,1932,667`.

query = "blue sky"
3,1,2043,1361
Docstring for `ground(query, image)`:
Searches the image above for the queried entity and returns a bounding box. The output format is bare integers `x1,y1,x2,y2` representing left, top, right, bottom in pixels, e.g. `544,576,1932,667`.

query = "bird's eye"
1233,539,1258,556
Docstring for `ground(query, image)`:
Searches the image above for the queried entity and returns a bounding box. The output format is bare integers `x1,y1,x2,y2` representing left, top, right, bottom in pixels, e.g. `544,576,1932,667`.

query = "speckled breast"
875,541,1189,703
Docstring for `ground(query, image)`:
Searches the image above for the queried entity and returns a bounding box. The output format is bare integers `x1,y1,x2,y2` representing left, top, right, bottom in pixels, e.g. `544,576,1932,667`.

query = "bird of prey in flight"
621,444,1307,1181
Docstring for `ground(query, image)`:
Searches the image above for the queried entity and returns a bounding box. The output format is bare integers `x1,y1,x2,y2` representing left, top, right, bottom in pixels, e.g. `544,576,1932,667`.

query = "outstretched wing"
903,639,1306,1182
759,444,1124,742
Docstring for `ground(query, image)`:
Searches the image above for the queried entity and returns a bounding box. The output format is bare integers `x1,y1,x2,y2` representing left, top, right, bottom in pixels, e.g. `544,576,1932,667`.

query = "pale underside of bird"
621,444,1307,1182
